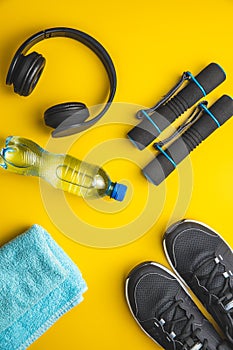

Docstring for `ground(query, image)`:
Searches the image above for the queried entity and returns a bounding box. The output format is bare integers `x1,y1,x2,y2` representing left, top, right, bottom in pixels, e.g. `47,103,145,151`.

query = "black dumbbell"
128,63,226,150
143,95,233,185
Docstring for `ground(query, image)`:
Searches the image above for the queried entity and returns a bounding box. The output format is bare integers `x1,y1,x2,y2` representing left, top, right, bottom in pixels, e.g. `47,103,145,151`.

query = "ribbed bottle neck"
105,181,115,197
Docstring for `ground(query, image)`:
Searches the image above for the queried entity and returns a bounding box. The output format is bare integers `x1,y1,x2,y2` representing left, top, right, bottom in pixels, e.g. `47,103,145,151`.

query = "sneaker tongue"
159,300,192,340
197,260,225,295
159,301,204,348
197,259,233,310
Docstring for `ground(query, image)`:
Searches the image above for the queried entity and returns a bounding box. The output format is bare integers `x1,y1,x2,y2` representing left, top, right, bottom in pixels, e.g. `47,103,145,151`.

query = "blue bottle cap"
110,183,127,201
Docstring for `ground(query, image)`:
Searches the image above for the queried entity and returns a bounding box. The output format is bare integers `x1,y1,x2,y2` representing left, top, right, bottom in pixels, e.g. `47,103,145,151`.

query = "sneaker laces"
158,299,208,349
194,255,233,314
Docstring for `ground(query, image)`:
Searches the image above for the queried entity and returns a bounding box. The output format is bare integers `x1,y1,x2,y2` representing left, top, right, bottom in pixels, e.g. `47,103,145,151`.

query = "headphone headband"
6,27,117,137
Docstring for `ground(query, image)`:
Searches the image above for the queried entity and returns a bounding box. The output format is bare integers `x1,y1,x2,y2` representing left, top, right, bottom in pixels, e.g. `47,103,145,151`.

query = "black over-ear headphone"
6,27,117,138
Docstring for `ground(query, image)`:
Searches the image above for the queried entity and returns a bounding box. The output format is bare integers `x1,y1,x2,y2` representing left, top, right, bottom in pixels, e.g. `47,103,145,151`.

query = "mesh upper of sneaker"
164,221,233,344
127,263,224,349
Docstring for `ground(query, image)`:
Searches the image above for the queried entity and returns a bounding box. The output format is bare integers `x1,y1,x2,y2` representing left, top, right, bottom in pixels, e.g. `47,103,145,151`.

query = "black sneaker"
163,219,233,345
125,262,231,349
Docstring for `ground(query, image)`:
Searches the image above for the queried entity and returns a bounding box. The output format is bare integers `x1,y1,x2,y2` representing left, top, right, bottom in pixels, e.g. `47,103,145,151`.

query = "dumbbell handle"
143,95,233,185
128,63,226,150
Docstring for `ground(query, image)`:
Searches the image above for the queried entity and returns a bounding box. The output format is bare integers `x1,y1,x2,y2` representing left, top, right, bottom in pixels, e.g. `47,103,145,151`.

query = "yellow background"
0,0,233,349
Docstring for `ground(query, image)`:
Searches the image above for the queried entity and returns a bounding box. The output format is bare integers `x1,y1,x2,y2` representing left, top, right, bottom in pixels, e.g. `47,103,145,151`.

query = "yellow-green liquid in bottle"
0,136,127,201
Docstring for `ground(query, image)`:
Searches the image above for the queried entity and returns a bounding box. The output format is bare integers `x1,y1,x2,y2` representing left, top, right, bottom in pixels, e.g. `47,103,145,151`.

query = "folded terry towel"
0,224,87,350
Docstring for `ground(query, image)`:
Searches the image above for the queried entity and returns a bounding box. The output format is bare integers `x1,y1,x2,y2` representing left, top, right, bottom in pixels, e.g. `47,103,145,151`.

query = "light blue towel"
0,224,87,350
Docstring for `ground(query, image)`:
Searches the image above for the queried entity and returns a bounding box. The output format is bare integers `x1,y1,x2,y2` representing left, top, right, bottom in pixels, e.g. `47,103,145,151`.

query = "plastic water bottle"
0,136,127,201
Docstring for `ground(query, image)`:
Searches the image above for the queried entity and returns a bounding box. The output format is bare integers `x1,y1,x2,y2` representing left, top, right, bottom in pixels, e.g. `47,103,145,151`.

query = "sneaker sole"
125,261,192,349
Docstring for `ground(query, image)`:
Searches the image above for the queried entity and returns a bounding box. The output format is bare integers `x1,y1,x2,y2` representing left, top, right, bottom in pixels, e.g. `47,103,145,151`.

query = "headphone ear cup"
11,52,45,96
44,102,90,129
